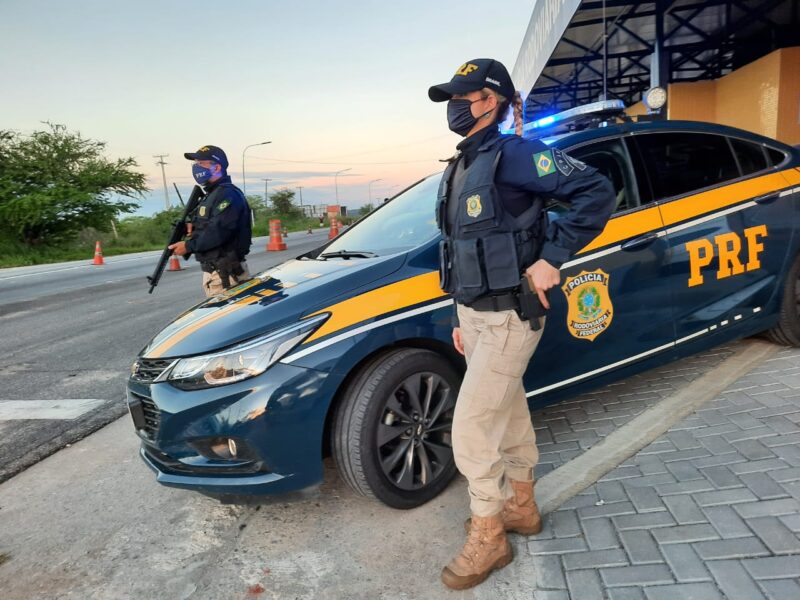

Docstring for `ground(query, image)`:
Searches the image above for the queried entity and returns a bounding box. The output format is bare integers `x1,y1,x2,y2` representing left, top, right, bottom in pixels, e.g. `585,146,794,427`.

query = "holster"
517,275,548,331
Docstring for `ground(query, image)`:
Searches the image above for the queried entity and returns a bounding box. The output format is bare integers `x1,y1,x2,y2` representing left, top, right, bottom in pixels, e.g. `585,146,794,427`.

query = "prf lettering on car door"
685,225,768,287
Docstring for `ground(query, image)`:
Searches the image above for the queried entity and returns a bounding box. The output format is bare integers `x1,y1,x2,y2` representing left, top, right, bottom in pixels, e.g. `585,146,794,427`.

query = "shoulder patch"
552,149,574,176
218,199,230,212
533,150,556,177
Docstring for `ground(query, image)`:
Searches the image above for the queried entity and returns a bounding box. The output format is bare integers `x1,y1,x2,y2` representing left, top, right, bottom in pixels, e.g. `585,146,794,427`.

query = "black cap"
183,145,229,169
429,58,515,102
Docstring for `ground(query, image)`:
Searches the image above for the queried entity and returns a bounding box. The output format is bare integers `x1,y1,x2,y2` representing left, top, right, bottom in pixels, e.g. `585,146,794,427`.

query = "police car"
127,101,800,508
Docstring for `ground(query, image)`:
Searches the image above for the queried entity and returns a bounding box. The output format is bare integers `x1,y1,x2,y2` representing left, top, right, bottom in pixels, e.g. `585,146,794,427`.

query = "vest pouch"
458,185,498,232
483,232,521,290
453,238,484,289
438,240,453,292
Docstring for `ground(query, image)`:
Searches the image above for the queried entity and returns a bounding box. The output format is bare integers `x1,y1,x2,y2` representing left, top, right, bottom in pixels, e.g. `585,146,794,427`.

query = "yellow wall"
665,47,800,145
625,101,648,117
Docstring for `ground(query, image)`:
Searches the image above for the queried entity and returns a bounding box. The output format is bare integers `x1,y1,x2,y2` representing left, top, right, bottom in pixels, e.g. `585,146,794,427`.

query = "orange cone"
267,219,287,251
167,253,183,271
92,240,105,265
328,218,339,239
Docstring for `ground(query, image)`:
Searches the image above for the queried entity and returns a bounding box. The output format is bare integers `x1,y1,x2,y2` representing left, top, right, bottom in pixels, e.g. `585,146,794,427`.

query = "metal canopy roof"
517,0,800,120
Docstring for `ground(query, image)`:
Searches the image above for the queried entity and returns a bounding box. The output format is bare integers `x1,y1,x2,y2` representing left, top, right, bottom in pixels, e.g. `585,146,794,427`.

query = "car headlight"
166,313,328,389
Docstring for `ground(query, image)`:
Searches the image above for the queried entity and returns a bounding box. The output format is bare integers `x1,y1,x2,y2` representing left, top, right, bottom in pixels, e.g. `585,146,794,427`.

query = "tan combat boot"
441,512,513,590
464,479,543,535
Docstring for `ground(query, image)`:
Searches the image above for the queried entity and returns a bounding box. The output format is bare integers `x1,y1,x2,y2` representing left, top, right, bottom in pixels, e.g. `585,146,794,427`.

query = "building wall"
665,47,799,145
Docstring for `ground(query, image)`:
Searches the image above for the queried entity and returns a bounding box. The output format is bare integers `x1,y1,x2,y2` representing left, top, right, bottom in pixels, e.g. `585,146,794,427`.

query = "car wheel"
333,348,460,509
766,253,800,346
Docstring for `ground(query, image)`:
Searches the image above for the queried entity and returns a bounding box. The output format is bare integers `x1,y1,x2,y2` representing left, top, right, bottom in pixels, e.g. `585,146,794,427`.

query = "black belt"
467,292,520,312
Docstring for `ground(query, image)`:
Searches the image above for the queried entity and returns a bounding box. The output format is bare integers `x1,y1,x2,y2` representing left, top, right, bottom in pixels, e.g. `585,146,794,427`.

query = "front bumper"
127,361,331,496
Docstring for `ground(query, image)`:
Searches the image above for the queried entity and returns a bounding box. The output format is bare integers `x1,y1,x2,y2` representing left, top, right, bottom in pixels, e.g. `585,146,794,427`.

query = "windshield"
322,175,441,257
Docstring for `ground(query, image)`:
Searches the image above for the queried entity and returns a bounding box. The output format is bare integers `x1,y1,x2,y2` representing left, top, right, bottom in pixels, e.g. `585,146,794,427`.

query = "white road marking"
0,399,106,420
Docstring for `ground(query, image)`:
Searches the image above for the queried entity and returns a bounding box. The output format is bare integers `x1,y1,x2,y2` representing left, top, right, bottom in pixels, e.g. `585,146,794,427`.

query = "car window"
635,132,740,200
767,146,787,167
730,138,768,175
570,138,640,213
322,175,440,256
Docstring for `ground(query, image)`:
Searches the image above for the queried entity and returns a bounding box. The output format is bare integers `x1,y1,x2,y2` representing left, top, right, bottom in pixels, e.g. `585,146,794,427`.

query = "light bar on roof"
501,99,627,135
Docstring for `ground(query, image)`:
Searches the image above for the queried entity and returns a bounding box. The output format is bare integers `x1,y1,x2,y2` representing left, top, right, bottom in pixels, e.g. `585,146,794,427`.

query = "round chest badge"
562,269,614,341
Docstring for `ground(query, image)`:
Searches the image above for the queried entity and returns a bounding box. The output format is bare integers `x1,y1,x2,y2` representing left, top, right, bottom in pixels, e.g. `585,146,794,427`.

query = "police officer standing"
429,59,616,589
169,145,252,297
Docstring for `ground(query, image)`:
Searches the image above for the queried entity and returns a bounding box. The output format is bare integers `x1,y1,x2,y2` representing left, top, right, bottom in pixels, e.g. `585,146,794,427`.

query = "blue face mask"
192,163,215,185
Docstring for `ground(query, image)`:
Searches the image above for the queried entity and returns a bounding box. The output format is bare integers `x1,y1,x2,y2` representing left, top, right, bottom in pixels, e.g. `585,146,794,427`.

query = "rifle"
147,185,205,293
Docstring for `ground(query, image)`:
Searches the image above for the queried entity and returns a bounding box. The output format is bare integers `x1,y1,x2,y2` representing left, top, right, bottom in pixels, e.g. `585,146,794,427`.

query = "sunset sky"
1,0,535,215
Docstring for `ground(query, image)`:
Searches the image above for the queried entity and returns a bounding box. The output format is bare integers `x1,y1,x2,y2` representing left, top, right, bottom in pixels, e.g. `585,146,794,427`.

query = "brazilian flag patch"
533,150,556,177
218,199,230,212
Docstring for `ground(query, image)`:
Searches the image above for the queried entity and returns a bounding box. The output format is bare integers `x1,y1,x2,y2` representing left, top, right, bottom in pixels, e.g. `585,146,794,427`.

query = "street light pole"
262,178,273,205
333,167,352,203
368,178,382,205
154,154,170,210
242,140,271,196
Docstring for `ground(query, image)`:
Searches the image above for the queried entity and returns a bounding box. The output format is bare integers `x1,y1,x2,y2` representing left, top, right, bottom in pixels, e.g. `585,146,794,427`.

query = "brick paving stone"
664,460,704,481
582,516,620,550
738,472,789,500
771,444,800,466
619,530,662,564
731,439,776,461
692,536,771,559
600,564,674,587
761,415,800,434
659,543,712,582
759,578,800,600
558,492,600,510
767,466,800,482
643,582,724,600
729,458,788,475
693,452,748,469
613,512,677,531
697,433,738,455
655,479,715,496
651,524,720,545
692,423,741,438
723,426,780,443
694,488,759,507
530,554,566,590
784,480,800,501
727,412,766,430
702,505,753,539
746,515,800,554
734,497,800,518
707,559,767,600
638,440,678,455
634,455,668,476
578,501,637,520
528,537,588,555
657,448,711,463
598,466,645,482
662,494,706,525
761,431,800,446
742,555,800,579
565,569,605,600
779,513,800,533
551,509,581,538
608,588,647,600
563,548,630,571
596,480,629,504
699,465,742,489
667,430,703,450
620,473,677,488
625,486,666,513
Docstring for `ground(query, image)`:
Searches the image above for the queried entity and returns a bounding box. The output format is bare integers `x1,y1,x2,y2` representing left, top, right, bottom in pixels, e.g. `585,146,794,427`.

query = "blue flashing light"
535,115,555,127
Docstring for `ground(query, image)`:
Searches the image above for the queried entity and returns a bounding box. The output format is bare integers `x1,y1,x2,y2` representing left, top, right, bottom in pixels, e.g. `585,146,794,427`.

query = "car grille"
130,390,161,439
131,358,174,383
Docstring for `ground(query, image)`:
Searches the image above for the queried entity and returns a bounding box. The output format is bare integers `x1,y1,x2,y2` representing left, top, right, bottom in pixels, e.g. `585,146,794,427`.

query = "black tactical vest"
192,181,252,263
436,137,545,305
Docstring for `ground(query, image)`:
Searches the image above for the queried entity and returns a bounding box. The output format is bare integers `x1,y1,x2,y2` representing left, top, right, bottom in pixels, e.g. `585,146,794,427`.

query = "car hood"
141,254,406,359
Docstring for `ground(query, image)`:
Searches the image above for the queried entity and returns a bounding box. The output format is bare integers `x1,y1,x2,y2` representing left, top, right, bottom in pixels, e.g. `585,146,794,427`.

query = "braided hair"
491,89,525,136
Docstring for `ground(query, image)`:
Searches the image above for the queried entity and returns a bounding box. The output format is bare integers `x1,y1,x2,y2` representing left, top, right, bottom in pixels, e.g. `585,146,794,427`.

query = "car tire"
332,348,460,509
766,253,800,346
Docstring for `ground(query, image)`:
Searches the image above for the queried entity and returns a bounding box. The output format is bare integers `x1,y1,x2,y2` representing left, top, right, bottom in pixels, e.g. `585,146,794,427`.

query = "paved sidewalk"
477,346,800,599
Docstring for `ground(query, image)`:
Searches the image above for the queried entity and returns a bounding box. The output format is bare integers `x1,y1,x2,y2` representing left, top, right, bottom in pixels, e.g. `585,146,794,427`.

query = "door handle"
621,232,659,251
755,192,780,205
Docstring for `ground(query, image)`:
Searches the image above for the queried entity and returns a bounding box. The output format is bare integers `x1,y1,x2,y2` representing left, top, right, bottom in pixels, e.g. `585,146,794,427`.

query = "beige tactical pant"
202,261,250,297
454,304,545,517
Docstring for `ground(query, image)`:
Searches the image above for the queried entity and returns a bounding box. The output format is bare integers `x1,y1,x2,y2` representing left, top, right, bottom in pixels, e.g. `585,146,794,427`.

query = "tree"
361,202,375,215
269,188,300,217
0,123,147,245
246,194,268,218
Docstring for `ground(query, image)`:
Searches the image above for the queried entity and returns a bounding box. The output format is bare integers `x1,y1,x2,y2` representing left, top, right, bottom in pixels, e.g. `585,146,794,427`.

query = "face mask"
192,163,215,185
447,97,492,136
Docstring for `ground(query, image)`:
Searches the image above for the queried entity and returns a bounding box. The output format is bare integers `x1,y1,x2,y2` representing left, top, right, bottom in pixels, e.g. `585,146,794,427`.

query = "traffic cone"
267,219,287,251
167,253,183,271
92,240,105,265
328,218,339,239
307,226,313,234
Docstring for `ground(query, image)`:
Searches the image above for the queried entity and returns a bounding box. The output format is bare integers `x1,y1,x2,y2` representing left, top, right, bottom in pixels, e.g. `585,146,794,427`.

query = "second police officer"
169,145,253,297
429,59,616,589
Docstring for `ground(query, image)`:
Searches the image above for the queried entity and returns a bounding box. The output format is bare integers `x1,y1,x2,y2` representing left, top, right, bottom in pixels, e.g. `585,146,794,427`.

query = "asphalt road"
0,229,332,483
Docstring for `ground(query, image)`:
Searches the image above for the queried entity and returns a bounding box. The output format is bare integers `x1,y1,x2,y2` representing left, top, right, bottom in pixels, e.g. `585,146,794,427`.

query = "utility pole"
262,178,273,206
296,186,304,206
154,154,170,210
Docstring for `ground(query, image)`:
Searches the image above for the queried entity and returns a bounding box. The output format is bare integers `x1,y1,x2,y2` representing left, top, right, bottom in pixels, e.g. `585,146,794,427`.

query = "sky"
0,0,536,216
